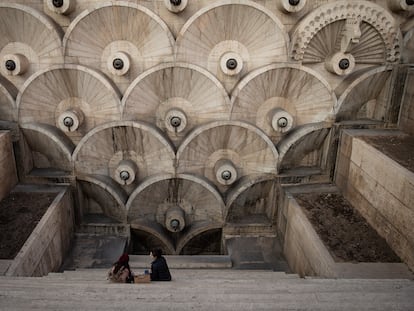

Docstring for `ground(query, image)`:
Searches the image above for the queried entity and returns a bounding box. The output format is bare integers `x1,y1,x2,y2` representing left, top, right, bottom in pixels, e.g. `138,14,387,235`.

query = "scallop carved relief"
291,1,401,76
177,121,279,191
63,2,175,93
0,4,63,90
73,121,175,193
231,64,336,143
20,123,74,172
176,0,289,93
277,123,331,171
17,65,121,144
127,174,224,254
77,175,128,223
225,176,278,224
335,66,393,121
122,63,231,146
0,1,411,257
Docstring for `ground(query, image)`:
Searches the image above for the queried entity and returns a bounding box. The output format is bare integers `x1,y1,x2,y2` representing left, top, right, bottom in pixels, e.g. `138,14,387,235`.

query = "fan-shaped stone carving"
20,123,74,172
77,175,128,223
127,173,224,253
177,121,278,190
277,123,330,171
402,26,414,63
175,0,289,92
17,65,121,144
122,63,231,146
73,121,175,192
63,1,175,93
225,176,278,223
127,174,224,226
334,66,393,121
290,1,401,74
0,4,63,90
231,64,335,143
0,76,18,122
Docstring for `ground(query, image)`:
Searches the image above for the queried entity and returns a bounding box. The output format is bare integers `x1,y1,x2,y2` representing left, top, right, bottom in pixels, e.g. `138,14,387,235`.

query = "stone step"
128,255,233,269
60,234,128,270
0,269,413,310
44,269,299,282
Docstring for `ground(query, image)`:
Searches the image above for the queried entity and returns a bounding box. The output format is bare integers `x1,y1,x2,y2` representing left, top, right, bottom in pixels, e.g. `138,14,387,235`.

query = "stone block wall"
6,188,75,276
335,129,414,271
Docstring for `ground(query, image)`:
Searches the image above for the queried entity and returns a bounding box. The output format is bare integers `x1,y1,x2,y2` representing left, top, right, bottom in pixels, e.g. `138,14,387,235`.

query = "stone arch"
73,121,175,192
20,123,74,172
129,223,175,255
127,173,224,254
176,223,223,255
77,174,128,223
225,175,278,223
63,1,175,94
290,1,401,64
0,3,63,90
230,64,336,143
126,173,224,225
277,122,331,171
177,121,278,190
122,62,231,146
17,64,121,144
334,66,393,121
175,0,289,93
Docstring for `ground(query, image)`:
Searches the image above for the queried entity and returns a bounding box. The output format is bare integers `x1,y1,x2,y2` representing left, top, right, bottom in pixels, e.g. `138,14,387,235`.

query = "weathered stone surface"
0,0,413,277
0,131,17,201
6,187,75,277
335,129,414,271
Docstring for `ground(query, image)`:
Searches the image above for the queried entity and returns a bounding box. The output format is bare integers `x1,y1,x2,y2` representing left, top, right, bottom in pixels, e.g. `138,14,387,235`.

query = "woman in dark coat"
150,249,171,281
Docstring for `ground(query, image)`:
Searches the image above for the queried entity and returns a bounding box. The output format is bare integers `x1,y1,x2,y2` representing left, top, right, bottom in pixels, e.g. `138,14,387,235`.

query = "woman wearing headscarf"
108,253,134,283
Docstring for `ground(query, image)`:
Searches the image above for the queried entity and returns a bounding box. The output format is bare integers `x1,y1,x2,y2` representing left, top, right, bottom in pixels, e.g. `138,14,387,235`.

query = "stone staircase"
0,269,413,310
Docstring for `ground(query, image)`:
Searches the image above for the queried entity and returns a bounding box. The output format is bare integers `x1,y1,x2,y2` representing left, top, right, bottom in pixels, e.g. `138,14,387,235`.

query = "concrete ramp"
61,233,128,270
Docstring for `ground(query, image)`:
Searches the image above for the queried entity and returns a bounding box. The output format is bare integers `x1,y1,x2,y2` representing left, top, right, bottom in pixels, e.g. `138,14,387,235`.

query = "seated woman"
149,249,171,281
108,253,133,283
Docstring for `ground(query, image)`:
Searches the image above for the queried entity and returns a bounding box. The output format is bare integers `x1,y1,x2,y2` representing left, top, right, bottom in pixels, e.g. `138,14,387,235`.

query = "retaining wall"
335,129,414,271
6,187,75,276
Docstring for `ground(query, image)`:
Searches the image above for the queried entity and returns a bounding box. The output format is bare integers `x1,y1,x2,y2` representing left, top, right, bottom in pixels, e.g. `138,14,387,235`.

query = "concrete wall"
279,185,413,278
0,131,18,201
399,69,414,135
279,188,336,277
6,188,75,277
335,129,414,271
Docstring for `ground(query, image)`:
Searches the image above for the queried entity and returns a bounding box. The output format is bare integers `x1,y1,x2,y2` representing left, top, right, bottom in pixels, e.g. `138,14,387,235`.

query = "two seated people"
108,249,171,283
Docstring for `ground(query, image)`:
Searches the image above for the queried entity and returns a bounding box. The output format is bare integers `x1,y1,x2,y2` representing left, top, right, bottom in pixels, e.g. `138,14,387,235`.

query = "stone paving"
0,269,413,310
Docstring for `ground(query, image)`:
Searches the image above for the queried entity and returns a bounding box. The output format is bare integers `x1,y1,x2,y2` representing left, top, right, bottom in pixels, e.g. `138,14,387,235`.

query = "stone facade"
0,0,413,256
